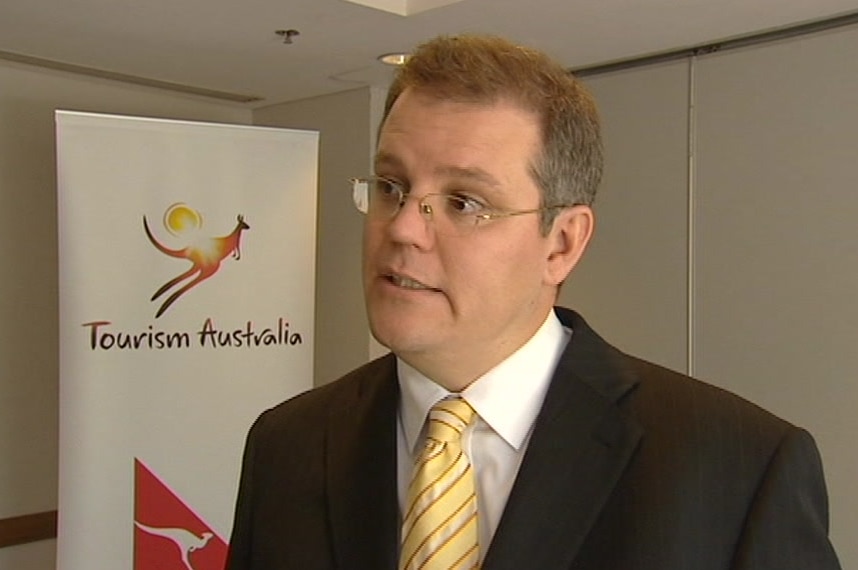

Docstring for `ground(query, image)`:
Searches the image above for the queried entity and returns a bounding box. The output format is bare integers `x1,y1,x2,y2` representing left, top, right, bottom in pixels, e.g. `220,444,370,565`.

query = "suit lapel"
325,355,400,570
483,309,643,570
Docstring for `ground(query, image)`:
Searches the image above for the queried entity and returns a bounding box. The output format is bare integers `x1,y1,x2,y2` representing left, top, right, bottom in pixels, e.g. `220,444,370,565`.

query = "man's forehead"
383,87,536,126
374,89,542,190
375,150,502,187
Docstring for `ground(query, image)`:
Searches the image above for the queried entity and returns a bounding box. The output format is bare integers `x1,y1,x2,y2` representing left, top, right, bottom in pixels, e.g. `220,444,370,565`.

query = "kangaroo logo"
143,204,249,318
135,522,213,570
134,458,228,570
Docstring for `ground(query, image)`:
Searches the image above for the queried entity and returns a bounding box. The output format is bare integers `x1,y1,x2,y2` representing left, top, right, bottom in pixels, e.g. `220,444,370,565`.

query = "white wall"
0,59,250,568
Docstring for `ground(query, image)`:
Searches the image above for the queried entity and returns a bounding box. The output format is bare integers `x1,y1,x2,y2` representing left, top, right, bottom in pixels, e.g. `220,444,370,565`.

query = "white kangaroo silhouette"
135,521,214,570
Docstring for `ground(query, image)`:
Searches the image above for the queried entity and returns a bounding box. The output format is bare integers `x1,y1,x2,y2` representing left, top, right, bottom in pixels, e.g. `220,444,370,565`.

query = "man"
226,35,840,569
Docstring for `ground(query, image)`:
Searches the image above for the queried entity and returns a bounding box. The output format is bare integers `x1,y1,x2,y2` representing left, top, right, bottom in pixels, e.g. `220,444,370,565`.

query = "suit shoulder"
249,353,396,437
623,354,796,445
556,308,795,440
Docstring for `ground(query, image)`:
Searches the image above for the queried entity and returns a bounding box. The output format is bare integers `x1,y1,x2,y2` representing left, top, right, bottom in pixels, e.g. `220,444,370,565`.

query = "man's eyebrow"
436,166,502,190
373,152,402,172
373,154,503,191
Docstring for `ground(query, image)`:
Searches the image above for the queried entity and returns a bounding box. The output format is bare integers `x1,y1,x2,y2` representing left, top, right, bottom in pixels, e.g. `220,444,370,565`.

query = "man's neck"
397,309,556,392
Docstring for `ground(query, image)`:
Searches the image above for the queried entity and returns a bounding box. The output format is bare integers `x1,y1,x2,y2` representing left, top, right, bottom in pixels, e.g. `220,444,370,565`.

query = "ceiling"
1,0,857,107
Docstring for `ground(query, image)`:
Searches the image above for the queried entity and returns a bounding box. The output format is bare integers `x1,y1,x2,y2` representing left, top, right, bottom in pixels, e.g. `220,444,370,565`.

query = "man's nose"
385,193,435,248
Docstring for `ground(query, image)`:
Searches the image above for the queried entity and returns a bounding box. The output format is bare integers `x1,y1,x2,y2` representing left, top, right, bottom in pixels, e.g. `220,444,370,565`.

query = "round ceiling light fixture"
377,52,410,66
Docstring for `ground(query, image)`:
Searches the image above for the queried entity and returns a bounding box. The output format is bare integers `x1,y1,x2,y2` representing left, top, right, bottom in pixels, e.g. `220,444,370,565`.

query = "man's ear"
544,205,594,286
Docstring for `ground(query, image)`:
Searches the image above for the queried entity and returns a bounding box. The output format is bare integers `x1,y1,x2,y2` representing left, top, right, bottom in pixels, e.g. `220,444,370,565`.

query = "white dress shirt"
396,309,571,560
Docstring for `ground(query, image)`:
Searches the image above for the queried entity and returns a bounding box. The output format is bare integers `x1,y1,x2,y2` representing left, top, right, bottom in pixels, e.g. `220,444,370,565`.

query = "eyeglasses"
351,176,576,236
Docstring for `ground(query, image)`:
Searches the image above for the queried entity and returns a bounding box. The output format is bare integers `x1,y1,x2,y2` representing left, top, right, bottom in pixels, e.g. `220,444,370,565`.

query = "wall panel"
694,24,858,565
562,61,690,373
254,87,372,386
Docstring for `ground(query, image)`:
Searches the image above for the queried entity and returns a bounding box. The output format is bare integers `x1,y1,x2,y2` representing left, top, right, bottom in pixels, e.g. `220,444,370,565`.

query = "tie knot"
426,398,476,443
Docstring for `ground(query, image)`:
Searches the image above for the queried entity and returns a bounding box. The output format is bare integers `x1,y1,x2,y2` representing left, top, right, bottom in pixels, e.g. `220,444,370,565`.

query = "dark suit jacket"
226,307,841,569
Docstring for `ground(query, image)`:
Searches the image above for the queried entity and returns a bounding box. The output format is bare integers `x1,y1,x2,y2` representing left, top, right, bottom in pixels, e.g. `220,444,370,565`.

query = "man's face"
363,89,569,386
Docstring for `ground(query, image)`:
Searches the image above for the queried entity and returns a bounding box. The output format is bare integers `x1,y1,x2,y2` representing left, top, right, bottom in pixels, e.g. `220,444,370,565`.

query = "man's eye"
447,195,487,215
373,178,402,200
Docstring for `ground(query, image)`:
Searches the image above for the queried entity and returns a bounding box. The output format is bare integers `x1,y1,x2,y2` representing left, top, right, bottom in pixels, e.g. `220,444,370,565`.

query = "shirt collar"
398,309,570,454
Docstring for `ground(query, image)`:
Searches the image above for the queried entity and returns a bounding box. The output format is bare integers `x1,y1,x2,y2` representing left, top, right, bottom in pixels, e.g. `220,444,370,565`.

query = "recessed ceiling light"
378,53,410,66
342,0,466,17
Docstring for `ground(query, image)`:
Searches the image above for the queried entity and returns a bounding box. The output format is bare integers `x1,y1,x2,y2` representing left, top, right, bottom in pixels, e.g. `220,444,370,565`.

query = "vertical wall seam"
686,54,698,377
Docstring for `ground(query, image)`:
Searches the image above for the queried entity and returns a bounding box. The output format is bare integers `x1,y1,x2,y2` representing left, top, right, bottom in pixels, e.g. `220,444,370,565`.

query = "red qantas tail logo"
143,203,250,318
134,458,227,570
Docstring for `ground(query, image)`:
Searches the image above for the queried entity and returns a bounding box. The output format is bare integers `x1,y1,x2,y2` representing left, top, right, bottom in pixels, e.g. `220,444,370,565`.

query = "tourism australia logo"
79,203,306,352
143,203,249,319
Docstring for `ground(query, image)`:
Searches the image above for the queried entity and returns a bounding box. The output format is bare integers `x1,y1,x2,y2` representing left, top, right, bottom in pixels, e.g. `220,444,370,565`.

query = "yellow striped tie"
400,397,479,570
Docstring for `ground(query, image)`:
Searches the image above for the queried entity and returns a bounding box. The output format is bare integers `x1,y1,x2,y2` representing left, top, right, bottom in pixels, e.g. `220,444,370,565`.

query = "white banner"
56,111,318,570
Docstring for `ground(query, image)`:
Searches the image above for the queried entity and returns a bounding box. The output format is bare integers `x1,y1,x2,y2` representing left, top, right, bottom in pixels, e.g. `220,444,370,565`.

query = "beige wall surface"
693,24,858,567
566,23,857,568
561,60,690,374
253,87,372,387
0,60,250,568
0,540,56,570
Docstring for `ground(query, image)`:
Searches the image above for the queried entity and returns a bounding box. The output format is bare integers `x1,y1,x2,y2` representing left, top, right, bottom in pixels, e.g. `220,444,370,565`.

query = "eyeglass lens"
354,178,480,235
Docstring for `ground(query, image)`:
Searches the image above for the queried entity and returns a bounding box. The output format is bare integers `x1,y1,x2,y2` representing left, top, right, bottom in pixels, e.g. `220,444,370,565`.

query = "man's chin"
368,323,429,358
368,326,391,350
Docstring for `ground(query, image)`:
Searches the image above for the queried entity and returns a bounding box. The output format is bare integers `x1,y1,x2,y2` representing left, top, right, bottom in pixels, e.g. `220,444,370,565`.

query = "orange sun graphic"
163,203,203,236
143,206,250,318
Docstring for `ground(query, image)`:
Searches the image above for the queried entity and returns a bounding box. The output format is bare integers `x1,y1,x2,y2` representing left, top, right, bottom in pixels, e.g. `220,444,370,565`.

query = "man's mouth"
386,273,440,292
